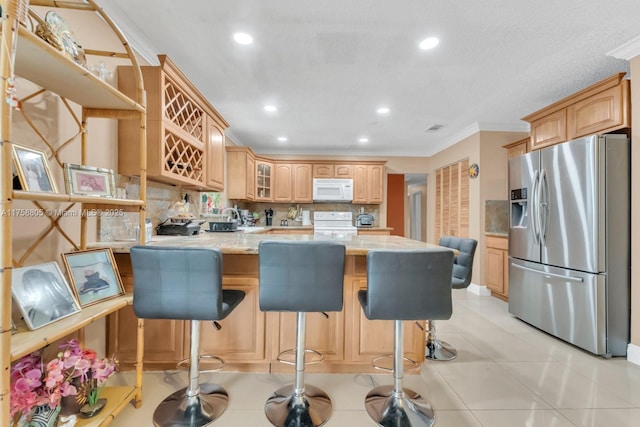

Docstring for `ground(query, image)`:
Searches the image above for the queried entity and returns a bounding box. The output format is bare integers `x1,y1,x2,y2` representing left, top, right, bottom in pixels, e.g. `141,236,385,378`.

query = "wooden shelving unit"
1,0,147,425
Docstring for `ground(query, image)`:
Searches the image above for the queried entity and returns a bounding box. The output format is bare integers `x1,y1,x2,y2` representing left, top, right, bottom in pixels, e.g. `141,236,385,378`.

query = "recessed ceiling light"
419,37,440,50
277,136,288,142
376,107,390,114
358,137,369,143
233,32,253,45
264,105,277,112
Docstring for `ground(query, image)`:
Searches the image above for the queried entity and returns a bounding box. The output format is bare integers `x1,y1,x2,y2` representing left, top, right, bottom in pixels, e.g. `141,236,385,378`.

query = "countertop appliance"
207,221,238,232
356,213,374,227
313,211,357,236
156,218,203,236
313,178,353,202
508,134,630,357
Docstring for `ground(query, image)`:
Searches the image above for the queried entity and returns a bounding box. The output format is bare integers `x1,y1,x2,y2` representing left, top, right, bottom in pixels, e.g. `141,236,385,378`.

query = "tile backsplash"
99,178,379,241
485,200,508,235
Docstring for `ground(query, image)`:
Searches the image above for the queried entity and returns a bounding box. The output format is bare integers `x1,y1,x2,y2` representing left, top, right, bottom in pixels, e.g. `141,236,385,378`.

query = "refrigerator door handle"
511,263,584,282
531,170,540,244
538,169,549,245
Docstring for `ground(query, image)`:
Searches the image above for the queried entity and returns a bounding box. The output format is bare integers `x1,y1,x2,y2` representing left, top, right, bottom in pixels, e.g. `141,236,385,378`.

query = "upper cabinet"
503,137,529,159
255,160,273,201
523,73,630,151
226,147,386,204
118,55,228,190
226,147,255,200
353,164,384,204
312,163,354,179
273,163,313,203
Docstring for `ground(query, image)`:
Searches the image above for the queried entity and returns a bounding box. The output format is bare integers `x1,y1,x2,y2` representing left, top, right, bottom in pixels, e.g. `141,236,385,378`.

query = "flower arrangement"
10,339,117,425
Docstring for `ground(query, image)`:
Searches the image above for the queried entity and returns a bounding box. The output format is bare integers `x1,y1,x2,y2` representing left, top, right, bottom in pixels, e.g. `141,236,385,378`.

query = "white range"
313,211,358,237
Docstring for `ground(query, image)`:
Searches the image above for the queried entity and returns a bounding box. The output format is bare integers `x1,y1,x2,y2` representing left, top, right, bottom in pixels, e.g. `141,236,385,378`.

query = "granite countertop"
96,233,451,256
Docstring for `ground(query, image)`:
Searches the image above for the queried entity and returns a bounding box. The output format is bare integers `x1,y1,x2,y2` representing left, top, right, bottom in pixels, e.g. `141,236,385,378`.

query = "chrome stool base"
425,339,457,361
364,385,435,427
153,383,229,427
264,384,332,427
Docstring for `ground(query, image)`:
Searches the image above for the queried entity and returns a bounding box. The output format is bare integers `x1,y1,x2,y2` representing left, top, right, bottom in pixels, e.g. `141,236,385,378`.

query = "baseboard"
627,343,640,366
467,283,491,296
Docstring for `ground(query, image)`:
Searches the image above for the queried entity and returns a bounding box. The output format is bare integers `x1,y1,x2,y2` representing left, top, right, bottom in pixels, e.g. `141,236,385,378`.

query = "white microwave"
313,178,354,202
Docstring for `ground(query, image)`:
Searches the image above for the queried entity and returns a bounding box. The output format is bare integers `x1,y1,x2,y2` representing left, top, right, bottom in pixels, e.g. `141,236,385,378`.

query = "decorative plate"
44,11,86,66
469,163,479,179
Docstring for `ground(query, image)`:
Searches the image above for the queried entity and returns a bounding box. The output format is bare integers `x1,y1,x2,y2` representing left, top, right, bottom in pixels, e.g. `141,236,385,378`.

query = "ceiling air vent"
425,124,444,132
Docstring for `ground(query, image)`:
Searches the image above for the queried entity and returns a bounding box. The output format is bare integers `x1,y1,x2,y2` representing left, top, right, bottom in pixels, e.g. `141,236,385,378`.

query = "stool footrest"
177,354,225,372
277,348,325,366
371,354,420,372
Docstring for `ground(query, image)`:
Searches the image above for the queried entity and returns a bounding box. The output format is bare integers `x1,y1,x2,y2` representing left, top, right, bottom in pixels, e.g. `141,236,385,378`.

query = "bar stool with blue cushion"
259,240,346,427
359,249,454,427
131,246,245,427
425,236,477,361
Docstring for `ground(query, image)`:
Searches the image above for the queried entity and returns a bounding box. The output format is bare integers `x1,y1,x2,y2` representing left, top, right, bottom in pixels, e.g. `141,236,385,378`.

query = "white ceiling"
101,0,640,157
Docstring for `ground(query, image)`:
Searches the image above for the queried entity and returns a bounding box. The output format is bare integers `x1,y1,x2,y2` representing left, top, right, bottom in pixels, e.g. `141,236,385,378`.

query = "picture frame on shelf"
11,262,81,330
62,248,125,307
63,163,115,197
11,144,58,193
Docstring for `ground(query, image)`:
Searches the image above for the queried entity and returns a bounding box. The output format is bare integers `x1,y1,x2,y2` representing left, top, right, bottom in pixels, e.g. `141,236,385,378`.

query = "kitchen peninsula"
106,233,451,373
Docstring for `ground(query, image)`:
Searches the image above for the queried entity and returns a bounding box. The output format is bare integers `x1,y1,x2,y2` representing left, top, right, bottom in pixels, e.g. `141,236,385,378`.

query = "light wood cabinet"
504,137,529,159
262,162,312,203
226,147,255,200
354,164,384,204
227,150,385,204
268,228,313,235
200,277,266,362
313,164,334,178
118,55,229,190
523,73,630,151
274,311,344,362
313,163,354,179
357,228,391,235
349,279,423,363
435,159,470,241
529,109,567,150
256,160,273,201
204,118,225,191
273,163,293,202
292,163,313,202
485,235,509,301
111,254,424,373
567,83,629,140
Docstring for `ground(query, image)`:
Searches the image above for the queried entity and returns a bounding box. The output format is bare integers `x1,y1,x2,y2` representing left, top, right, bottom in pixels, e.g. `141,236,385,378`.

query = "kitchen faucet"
220,207,243,225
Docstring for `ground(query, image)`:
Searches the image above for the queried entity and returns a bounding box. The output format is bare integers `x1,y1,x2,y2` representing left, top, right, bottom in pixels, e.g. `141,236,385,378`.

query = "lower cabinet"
349,279,424,363
357,228,391,235
485,235,509,301
109,254,425,372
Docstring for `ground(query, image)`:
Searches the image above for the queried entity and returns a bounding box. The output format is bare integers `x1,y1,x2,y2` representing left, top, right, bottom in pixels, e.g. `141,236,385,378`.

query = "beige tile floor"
108,290,640,426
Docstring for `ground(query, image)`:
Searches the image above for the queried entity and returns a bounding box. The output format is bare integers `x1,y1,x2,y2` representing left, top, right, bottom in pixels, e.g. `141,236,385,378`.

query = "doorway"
406,174,427,242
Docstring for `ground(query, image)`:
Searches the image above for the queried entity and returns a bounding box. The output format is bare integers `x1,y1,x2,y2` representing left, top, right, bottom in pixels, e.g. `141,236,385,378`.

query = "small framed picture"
62,248,125,307
11,262,81,330
11,144,58,193
63,163,115,197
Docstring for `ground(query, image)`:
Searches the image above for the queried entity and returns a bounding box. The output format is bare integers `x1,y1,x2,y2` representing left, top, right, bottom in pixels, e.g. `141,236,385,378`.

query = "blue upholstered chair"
359,249,454,426
425,236,478,361
131,246,245,427
258,240,345,427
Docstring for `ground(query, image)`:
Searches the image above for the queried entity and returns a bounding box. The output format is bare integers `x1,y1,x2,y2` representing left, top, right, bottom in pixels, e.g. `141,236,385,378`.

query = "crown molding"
607,34,640,61
424,121,529,156
96,0,159,65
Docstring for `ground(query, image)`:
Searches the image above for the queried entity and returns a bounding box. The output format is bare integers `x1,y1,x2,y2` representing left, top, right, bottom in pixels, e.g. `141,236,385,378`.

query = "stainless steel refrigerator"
508,134,630,357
